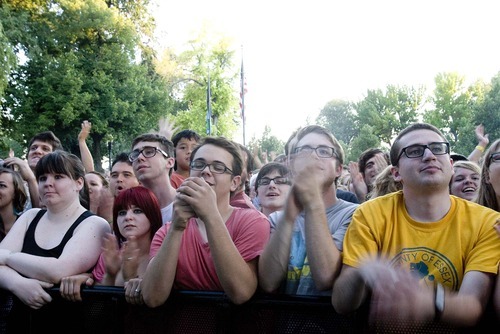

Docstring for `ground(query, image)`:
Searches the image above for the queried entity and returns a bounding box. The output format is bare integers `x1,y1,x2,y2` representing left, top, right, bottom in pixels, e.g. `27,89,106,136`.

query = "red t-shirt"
170,171,185,189
150,207,270,290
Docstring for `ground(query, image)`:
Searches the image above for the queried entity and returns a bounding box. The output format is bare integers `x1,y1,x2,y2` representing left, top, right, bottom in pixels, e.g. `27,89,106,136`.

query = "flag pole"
206,68,212,135
240,47,246,145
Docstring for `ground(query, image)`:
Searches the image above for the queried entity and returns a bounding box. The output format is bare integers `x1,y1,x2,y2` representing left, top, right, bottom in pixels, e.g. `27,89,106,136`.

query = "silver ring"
135,288,140,294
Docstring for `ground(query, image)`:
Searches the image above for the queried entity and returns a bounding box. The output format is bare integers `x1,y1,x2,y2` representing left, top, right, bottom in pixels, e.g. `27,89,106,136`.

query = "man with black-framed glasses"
140,136,270,307
259,125,358,299
130,133,177,224
332,122,500,331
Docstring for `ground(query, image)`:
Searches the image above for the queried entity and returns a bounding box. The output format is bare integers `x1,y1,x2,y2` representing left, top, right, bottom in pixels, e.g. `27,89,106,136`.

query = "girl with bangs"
0,150,110,332
92,186,162,287
59,186,162,302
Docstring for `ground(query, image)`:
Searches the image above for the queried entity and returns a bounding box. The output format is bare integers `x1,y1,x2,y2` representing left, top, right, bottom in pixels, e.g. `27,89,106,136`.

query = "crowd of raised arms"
0,119,499,332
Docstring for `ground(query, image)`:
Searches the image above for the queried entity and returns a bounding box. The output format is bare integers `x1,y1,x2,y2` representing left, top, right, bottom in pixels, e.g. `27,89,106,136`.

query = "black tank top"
21,209,94,258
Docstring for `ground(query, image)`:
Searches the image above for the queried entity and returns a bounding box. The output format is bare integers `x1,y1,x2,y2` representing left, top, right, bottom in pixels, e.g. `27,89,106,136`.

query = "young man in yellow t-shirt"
332,123,500,330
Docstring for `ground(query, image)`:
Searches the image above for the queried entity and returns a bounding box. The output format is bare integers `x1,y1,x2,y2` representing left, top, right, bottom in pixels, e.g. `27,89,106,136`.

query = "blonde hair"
368,165,402,199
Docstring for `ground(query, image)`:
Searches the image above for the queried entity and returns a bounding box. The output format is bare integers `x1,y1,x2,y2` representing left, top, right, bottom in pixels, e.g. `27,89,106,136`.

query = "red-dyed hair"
112,186,162,245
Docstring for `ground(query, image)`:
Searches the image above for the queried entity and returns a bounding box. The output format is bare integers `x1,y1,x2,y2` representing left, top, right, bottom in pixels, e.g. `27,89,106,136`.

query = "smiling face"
450,165,480,201
27,140,54,170
190,143,240,200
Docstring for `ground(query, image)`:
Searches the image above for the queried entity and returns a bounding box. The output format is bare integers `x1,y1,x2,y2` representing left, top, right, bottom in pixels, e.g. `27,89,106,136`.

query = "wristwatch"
434,283,445,320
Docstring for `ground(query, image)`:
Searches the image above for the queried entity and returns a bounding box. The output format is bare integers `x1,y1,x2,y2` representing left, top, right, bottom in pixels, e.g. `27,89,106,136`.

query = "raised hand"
102,233,121,278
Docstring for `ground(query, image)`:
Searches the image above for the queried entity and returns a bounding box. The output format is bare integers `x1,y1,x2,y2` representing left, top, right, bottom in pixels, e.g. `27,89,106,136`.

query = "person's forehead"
112,162,134,173
177,137,198,146
454,167,478,175
194,144,232,165
263,170,282,178
85,173,101,182
400,129,443,146
133,141,157,150
367,152,385,163
0,173,13,182
30,140,52,149
296,132,332,147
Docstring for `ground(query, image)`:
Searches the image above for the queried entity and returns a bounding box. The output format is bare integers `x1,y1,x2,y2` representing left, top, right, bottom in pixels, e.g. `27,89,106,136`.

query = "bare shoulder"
15,208,43,226
80,213,112,233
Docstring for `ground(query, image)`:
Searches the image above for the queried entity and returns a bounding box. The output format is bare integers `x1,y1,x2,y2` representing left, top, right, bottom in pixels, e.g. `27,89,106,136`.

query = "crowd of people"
0,119,499,332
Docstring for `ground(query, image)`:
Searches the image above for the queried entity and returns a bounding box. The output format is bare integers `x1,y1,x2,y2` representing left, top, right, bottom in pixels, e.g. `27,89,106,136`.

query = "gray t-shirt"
268,199,358,295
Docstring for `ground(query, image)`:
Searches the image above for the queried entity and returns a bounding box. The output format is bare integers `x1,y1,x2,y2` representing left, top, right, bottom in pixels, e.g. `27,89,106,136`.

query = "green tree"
2,0,168,170
316,99,357,146
155,29,239,138
345,124,382,163
472,73,500,151
355,85,424,147
0,20,15,99
423,72,484,151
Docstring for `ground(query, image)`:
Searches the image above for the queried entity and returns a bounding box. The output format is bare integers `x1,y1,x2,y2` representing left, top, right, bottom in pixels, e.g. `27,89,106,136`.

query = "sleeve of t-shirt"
231,209,270,262
342,204,380,268
91,253,106,283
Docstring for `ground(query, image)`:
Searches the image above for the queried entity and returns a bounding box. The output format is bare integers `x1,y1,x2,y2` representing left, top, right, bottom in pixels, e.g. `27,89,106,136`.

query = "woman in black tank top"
0,150,110,332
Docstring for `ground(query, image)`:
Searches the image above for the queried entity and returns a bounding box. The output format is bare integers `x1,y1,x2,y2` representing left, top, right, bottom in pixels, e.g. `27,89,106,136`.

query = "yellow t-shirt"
343,191,500,291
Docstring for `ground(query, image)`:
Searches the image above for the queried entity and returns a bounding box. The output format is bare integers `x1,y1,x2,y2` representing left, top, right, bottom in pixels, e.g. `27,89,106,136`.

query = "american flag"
239,58,247,121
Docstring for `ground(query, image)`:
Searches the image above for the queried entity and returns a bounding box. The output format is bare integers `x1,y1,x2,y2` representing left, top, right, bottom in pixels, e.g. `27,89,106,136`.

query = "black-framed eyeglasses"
257,176,291,187
396,142,450,165
129,146,169,162
292,145,338,159
190,160,233,175
489,152,500,164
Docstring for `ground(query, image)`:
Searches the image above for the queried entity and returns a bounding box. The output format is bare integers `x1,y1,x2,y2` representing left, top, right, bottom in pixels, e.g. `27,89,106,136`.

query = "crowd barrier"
1,286,497,333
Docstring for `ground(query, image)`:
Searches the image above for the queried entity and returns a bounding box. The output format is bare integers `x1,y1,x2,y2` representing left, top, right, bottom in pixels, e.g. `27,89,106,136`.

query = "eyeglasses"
257,176,291,187
292,145,338,158
490,152,500,164
190,160,233,174
396,142,450,165
129,146,169,162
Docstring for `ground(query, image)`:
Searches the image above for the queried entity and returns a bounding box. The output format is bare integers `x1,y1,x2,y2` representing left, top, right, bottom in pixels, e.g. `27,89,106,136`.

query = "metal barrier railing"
1,286,496,333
